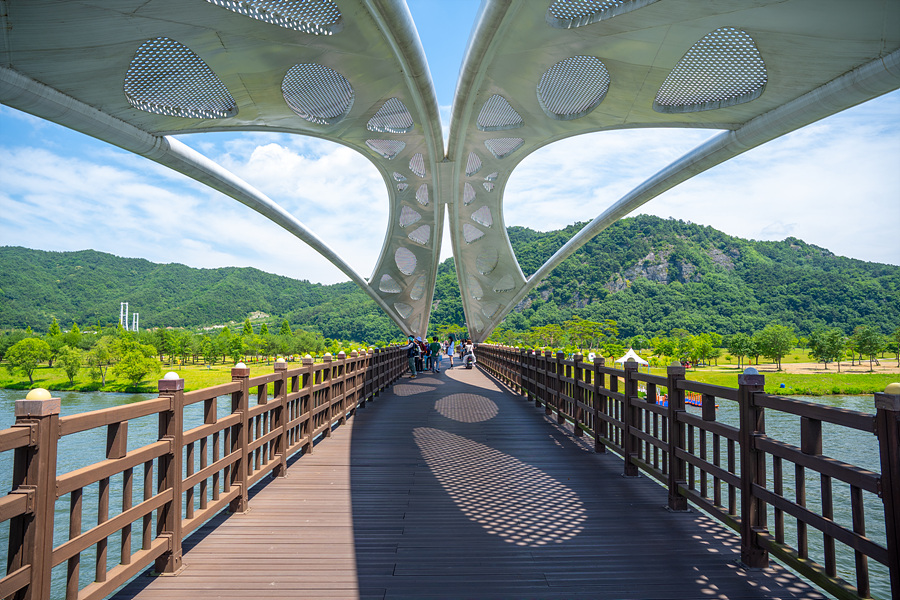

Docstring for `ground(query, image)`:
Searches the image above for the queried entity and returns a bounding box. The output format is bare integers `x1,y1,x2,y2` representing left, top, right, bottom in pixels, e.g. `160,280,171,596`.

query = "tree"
653,337,678,360
891,326,900,368
851,325,884,372
808,328,846,371
112,339,161,386
86,337,117,386
201,337,216,366
242,318,253,336
229,336,244,364
48,317,62,337
279,320,292,336
6,338,51,385
65,321,82,349
260,323,269,336
57,345,82,384
727,333,752,369
756,324,796,371
748,334,763,366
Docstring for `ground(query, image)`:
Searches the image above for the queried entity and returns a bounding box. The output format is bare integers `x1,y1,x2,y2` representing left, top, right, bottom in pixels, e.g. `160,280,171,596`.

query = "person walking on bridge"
404,335,418,378
446,335,455,368
429,336,442,373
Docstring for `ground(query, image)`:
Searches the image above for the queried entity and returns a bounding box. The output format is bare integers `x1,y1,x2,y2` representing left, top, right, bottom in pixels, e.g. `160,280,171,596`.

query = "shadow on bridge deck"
113,365,825,599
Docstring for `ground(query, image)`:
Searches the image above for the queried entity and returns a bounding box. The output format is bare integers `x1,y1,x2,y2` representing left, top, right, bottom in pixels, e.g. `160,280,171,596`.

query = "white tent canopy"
615,349,649,366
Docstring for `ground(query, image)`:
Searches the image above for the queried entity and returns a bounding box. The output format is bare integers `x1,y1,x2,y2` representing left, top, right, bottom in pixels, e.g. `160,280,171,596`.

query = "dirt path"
716,361,900,375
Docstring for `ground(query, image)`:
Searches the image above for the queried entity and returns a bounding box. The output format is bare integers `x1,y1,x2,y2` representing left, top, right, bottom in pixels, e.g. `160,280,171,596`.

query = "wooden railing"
1,346,405,600
477,344,899,600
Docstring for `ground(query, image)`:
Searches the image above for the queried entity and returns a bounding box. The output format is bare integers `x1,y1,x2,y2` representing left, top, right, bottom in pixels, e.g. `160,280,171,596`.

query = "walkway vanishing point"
3,347,898,600
112,364,823,600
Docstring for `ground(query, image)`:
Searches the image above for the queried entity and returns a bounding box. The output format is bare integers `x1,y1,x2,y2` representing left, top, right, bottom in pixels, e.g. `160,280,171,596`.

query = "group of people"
405,334,474,378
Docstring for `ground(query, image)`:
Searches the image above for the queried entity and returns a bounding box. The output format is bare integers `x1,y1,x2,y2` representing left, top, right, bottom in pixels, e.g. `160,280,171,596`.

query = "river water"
0,389,891,599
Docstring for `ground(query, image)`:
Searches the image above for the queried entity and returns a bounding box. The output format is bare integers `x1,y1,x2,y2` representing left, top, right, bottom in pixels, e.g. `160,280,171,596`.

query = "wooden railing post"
8,390,60,600
623,359,639,477
666,362,688,511
555,352,565,425
301,355,315,454
323,353,334,436
229,363,251,514
593,356,606,453
543,350,553,414
519,348,528,399
573,353,584,437
273,359,288,478
875,383,900,596
155,373,185,575
738,367,768,568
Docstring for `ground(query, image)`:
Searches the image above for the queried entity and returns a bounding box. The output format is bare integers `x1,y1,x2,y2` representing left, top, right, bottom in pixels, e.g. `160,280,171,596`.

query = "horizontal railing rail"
2,346,405,600
477,344,899,600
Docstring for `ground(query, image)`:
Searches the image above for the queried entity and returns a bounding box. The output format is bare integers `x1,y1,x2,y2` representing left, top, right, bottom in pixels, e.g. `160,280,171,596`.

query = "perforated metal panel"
654,28,767,113
367,97,414,133
463,224,485,243
365,139,406,159
467,275,484,300
399,206,421,227
546,0,658,29
493,274,515,293
415,184,429,206
537,56,610,120
475,249,499,275
465,152,482,176
379,274,402,293
471,206,493,227
394,302,413,318
484,138,524,158
204,0,342,35
409,275,426,300
408,224,430,245
394,247,417,275
409,153,426,177
282,63,353,125
463,182,476,205
477,94,524,131
124,38,237,119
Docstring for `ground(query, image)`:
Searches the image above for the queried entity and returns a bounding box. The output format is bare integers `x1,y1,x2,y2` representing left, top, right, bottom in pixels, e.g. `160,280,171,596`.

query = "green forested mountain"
1,215,897,340
432,215,899,339
0,248,399,340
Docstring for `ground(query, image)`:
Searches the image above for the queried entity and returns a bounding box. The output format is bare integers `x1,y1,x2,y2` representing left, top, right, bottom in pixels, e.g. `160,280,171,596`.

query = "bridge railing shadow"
477,344,899,600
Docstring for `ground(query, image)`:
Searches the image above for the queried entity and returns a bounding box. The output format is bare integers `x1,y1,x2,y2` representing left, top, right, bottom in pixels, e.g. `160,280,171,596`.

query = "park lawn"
0,360,290,394
4,356,896,397
684,369,898,396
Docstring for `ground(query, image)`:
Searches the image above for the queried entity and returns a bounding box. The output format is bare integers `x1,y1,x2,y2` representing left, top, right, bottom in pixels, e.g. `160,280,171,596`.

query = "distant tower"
132,312,139,332
120,302,129,329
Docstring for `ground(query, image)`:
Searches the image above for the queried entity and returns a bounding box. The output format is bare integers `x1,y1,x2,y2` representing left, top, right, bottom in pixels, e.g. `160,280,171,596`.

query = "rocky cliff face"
604,246,738,292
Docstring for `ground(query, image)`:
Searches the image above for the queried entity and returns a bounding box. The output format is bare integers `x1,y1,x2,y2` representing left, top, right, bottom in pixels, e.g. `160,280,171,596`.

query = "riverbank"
0,361,296,393
3,359,898,396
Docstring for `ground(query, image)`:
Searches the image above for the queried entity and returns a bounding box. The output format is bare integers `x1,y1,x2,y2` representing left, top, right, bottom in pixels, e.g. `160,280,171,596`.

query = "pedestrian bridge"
2,347,897,599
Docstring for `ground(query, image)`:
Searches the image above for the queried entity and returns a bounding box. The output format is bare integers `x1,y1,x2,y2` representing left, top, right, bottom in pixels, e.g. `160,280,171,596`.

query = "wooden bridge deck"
113,365,826,600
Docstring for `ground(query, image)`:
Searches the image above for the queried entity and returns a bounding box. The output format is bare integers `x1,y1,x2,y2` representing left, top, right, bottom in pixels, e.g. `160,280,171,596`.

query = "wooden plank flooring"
113,365,826,599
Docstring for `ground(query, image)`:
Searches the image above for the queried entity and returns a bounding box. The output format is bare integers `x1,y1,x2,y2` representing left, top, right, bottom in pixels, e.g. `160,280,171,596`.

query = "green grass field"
3,352,898,396
0,359,296,394
681,369,898,396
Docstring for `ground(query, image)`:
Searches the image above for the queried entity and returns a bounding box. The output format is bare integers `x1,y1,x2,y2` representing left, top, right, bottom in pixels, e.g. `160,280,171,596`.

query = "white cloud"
0,137,392,284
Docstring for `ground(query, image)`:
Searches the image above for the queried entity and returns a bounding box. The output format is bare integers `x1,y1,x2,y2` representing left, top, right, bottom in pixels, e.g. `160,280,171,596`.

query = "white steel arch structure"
2,0,899,341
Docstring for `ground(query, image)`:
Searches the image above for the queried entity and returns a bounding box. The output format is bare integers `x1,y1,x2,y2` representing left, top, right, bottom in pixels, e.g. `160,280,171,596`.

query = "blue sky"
1,0,898,287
